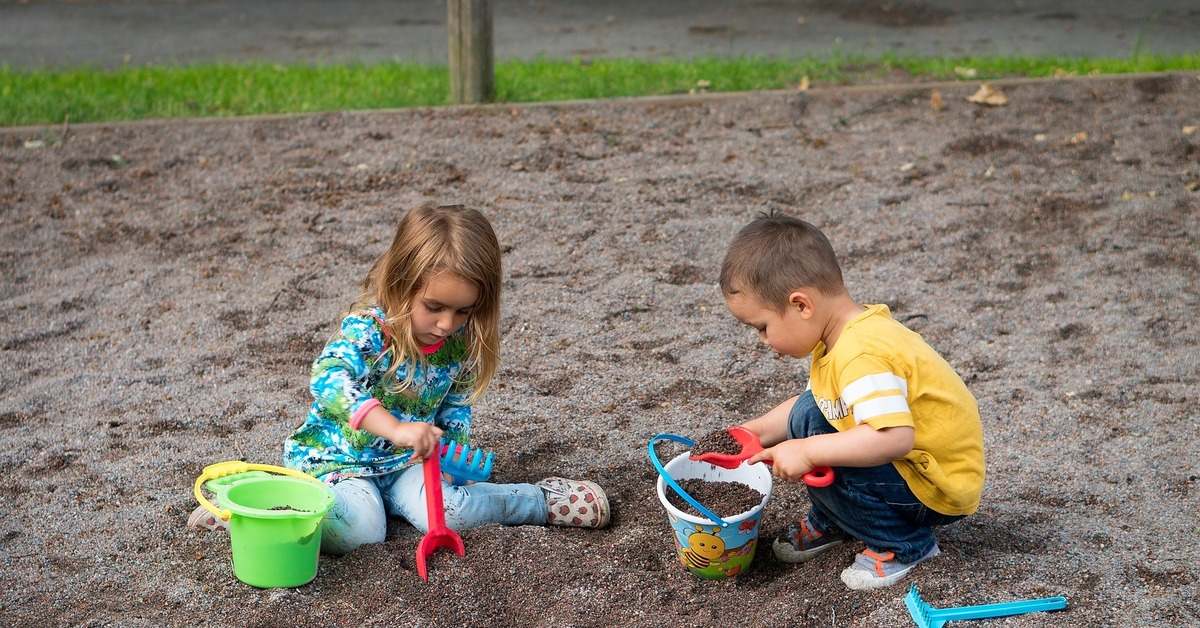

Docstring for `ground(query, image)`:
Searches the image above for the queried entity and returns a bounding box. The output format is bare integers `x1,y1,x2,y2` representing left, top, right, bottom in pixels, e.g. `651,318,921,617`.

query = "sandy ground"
1,73,1198,626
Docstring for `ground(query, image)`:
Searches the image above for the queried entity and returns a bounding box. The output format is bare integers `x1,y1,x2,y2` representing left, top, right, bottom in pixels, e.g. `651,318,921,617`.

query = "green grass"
3,52,1198,127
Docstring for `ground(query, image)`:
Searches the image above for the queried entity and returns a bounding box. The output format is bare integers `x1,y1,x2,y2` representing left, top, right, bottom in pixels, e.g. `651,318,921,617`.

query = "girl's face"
410,272,479,348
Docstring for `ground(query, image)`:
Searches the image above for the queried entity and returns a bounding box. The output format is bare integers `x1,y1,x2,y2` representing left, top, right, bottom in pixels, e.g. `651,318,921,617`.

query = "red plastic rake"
414,453,464,581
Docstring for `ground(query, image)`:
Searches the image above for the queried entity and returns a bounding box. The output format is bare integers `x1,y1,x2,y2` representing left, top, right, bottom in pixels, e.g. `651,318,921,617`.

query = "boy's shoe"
773,517,848,563
537,477,610,529
839,543,940,590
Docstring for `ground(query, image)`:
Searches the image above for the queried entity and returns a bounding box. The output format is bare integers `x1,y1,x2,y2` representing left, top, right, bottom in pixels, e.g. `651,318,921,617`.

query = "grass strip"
3,53,1198,127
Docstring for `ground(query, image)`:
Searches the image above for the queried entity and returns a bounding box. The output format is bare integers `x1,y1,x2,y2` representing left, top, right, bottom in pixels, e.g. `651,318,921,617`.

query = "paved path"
1,0,1197,70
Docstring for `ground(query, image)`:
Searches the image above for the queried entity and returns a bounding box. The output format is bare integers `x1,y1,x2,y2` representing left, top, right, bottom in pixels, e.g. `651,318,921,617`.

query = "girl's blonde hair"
354,202,502,403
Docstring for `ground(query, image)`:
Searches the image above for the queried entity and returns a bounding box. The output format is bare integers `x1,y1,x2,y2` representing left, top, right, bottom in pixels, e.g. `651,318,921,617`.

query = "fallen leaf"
967,83,1007,106
1034,133,1048,142
1184,126,1198,135
930,89,945,112
1068,132,1088,145
954,66,978,79
797,76,810,91
1053,68,1074,78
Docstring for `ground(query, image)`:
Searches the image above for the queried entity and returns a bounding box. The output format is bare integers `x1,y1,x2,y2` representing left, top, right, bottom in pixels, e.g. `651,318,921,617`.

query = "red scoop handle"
415,453,465,581
691,426,835,487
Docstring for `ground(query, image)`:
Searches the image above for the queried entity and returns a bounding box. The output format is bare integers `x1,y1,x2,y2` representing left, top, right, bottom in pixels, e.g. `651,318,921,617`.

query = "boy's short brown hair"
719,210,844,310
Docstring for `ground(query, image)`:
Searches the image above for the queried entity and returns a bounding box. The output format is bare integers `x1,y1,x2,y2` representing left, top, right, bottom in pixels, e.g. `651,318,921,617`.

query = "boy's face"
725,290,821,359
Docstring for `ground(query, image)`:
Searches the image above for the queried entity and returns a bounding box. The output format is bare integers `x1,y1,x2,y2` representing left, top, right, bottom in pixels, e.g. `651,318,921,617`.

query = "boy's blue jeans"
787,390,962,563
320,465,547,556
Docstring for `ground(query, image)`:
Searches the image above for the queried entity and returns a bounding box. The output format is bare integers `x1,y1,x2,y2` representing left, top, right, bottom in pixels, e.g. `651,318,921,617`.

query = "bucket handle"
648,433,729,527
193,461,325,521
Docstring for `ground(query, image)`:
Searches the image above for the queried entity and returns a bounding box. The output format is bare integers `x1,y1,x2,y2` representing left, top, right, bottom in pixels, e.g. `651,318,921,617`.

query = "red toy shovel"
415,453,464,581
691,426,835,487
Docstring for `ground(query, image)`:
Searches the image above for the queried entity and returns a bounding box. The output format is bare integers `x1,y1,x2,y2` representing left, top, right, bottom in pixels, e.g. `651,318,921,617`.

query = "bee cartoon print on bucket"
681,525,724,570
650,434,772,580
670,520,761,578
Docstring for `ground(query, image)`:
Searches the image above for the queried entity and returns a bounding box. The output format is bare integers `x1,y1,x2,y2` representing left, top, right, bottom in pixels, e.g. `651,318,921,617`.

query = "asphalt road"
1,0,1197,70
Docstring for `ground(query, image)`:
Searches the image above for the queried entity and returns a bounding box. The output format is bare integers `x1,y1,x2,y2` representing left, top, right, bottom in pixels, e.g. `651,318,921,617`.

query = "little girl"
276,202,608,554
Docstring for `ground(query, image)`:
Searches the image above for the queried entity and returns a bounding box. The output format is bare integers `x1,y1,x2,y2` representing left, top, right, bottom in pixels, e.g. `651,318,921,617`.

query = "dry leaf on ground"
967,82,1008,106
931,89,945,111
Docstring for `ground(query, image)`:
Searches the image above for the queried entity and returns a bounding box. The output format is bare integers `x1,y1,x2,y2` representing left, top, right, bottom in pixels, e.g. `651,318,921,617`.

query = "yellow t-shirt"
810,304,984,516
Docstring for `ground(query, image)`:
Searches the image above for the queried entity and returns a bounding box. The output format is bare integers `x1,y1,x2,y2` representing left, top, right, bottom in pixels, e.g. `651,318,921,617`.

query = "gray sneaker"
772,517,848,563
839,543,940,590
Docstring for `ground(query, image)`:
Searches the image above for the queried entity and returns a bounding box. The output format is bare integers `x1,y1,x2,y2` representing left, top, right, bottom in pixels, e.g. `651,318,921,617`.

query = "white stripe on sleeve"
853,394,911,424
842,372,908,406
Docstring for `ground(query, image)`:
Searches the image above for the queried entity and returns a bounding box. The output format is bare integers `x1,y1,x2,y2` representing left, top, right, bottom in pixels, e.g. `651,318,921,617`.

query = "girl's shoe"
187,504,229,532
772,516,848,563
537,477,610,529
839,543,940,590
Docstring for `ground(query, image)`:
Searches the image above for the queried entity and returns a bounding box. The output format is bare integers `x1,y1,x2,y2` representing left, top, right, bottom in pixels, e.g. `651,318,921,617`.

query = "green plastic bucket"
194,462,334,588
649,434,773,579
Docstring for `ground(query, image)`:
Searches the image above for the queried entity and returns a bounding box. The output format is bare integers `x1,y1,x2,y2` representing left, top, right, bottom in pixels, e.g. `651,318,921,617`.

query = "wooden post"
448,0,494,104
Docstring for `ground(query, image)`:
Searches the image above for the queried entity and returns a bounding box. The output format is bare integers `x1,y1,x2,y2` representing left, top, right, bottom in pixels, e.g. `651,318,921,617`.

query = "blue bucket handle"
648,433,729,527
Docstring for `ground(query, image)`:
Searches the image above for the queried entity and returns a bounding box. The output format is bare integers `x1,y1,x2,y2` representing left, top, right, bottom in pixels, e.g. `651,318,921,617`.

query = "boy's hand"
749,440,820,483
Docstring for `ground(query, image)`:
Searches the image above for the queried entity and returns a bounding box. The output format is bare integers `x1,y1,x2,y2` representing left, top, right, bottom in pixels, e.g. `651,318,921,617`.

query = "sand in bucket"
655,452,772,579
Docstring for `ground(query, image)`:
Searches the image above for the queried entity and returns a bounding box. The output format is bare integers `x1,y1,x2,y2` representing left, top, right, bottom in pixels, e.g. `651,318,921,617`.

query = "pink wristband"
349,398,382,430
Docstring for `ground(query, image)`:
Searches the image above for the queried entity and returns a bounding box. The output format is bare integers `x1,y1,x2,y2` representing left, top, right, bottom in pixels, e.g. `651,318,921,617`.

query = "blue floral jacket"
284,307,472,482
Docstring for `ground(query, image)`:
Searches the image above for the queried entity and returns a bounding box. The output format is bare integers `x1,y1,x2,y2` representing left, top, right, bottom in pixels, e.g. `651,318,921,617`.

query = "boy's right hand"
749,440,820,483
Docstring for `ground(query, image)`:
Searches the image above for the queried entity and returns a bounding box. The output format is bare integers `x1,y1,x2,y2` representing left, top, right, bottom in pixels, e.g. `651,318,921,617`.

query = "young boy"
721,210,984,590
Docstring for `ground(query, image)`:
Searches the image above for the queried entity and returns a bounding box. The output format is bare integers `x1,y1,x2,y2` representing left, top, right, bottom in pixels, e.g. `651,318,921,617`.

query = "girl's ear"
788,290,815,319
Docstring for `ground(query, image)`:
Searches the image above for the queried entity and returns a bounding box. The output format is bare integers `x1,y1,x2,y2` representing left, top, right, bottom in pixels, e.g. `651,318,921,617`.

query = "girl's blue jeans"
320,465,547,556
788,390,963,563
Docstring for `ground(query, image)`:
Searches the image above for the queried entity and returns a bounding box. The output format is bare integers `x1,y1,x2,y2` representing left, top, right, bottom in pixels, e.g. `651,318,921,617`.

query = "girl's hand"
389,421,444,459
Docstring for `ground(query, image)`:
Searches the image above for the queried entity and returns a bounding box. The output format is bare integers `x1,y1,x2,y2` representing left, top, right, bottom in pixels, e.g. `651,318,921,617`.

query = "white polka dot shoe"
537,477,610,529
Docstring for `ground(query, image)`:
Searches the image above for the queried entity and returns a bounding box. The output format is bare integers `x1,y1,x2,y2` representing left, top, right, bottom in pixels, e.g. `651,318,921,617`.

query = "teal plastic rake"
439,439,494,486
905,584,1067,628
